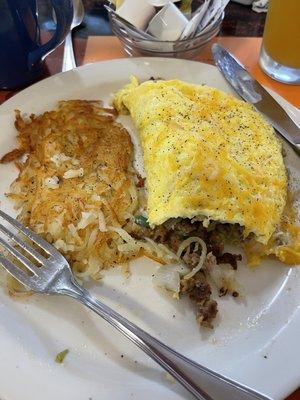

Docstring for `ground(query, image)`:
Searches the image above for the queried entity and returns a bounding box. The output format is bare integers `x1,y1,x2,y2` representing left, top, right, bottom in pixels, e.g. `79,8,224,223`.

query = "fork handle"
65,280,272,400
62,32,76,72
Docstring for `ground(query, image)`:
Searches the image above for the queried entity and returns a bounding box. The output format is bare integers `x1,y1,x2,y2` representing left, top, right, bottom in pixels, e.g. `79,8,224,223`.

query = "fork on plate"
0,210,272,400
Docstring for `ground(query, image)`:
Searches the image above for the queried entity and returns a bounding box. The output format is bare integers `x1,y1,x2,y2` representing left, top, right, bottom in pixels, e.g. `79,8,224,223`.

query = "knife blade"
211,43,300,156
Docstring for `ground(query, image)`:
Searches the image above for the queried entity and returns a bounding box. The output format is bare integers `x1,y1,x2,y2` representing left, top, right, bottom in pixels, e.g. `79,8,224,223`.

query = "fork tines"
0,210,61,281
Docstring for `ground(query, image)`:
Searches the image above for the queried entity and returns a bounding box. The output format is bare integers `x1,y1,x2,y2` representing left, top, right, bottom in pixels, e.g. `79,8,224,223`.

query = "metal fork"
0,210,272,400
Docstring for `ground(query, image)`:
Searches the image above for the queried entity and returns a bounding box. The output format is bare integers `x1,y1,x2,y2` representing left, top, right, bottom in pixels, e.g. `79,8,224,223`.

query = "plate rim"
0,56,299,400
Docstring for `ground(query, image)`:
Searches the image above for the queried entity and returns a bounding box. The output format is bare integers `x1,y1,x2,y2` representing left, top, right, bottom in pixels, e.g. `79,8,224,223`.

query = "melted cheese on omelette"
114,77,288,245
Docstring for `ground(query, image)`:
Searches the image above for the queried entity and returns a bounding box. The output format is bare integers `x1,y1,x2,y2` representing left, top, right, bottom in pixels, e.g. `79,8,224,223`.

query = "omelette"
114,77,299,265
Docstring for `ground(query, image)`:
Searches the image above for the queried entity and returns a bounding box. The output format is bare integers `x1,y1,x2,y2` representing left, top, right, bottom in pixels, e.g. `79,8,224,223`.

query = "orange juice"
263,0,300,68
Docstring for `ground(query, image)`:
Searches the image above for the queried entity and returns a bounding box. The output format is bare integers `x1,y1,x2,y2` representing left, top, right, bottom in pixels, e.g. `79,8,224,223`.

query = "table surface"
0,2,299,399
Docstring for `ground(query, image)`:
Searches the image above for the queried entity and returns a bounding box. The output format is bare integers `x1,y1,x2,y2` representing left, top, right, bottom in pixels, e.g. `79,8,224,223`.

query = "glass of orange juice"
259,0,300,84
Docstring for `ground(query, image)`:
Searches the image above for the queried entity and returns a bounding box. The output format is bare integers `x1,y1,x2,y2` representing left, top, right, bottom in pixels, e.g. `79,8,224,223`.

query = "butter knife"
212,43,300,156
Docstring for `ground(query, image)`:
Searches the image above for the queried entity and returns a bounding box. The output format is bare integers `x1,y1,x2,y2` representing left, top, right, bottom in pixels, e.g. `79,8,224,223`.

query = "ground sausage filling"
131,218,243,328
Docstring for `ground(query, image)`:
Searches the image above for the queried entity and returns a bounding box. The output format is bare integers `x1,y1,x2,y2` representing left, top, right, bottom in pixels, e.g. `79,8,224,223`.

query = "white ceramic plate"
0,58,299,400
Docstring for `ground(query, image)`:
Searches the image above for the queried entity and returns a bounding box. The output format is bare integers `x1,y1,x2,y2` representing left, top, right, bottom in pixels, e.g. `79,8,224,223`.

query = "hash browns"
3,100,141,279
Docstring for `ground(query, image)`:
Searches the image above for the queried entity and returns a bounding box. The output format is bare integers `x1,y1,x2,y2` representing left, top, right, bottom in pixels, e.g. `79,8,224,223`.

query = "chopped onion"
77,211,97,230
144,237,180,262
87,228,98,249
109,226,136,243
209,262,242,295
44,176,59,189
177,236,207,280
54,239,75,252
109,227,179,264
153,265,177,293
98,210,107,232
152,263,190,294
63,168,84,179
50,153,71,167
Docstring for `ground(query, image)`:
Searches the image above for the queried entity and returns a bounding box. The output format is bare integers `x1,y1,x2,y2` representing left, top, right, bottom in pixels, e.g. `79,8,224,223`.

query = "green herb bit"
55,349,69,364
134,215,150,228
